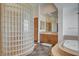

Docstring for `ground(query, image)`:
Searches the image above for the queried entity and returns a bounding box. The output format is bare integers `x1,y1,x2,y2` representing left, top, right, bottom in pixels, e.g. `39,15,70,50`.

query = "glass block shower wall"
0,4,34,56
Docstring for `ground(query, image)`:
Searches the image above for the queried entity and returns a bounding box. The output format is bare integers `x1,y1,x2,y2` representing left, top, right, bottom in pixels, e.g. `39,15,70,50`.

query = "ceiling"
55,3,78,8
30,3,78,17
30,3,58,16
39,3,57,15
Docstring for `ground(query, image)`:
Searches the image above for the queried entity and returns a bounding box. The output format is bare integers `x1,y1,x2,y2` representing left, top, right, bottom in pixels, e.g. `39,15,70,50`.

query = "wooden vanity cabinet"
48,35,58,45
40,34,48,43
40,33,58,45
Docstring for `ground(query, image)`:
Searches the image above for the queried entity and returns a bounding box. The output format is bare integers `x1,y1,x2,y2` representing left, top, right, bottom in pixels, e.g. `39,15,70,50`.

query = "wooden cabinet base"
40,33,58,45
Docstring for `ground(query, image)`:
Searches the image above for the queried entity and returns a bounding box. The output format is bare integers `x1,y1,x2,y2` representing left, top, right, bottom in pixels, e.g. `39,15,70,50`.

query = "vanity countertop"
40,32,58,35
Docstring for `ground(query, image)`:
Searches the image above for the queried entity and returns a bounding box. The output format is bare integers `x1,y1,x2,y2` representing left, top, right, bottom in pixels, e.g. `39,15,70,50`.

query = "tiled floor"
28,44,52,56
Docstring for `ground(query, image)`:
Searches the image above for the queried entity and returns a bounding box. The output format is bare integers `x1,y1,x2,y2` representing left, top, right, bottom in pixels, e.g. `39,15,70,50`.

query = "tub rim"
59,40,79,56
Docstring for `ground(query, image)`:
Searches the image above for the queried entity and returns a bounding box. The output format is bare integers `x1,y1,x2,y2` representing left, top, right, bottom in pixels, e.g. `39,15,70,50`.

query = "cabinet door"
40,34,48,43
48,35,58,45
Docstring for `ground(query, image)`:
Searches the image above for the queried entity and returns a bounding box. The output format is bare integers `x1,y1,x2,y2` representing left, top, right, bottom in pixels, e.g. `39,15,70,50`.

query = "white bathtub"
59,40,79,56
